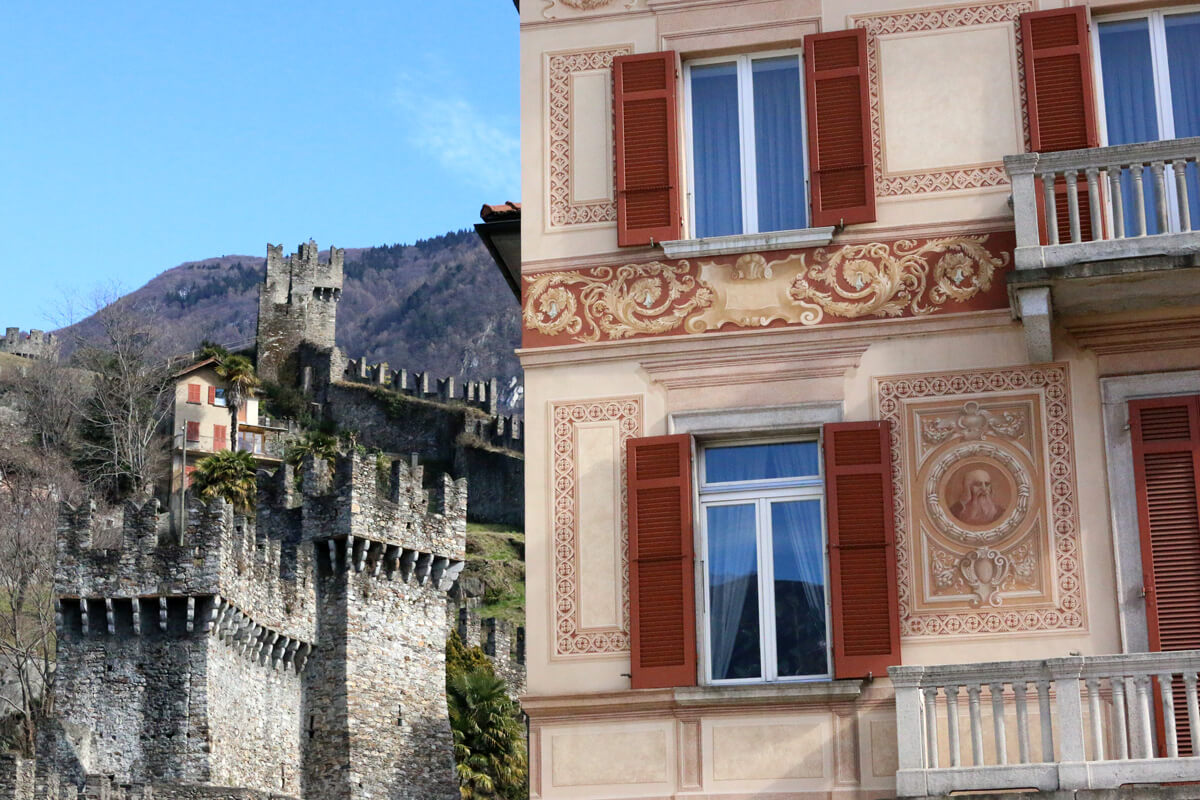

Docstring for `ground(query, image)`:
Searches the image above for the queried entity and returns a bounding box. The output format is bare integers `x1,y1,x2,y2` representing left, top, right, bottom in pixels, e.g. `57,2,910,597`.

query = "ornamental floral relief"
543,0,638,15
877,365,1085,638
523,233,1012,345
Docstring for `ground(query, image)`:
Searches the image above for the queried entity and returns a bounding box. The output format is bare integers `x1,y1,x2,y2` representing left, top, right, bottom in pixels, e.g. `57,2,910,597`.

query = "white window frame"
1092,6,1200,230
697,435,831,685
682,49,812,240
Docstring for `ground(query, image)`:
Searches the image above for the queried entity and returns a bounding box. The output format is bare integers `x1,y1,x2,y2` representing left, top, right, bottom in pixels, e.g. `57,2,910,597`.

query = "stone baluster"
1111,676,1130,760
1085,677,1104,761
922,686,940,769
1086,167,1103,241
1131,165,1148,236
1185,673,1200,749
1157,672,1178,758
1014,680,1031,764
1175,160,1192,232
1042,173,1060,245
1151,160,1169,233
990,682,1008,765
967,683,985,765
946,683,962,767
1134,676,1154,759
1065,169,1082,243
1109,166,1126,239
1036,678,1055,762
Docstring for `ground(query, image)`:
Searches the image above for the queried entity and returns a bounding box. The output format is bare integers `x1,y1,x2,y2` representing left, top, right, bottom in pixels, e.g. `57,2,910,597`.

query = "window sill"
673,678,863,707
660,226,835,260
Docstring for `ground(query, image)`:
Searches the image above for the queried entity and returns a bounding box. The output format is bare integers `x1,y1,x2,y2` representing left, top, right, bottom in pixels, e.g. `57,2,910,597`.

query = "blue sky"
0,1,519,330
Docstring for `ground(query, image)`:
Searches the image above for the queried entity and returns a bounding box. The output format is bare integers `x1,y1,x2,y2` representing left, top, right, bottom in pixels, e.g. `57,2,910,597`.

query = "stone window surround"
1100,369,1200,654
670,401,844,690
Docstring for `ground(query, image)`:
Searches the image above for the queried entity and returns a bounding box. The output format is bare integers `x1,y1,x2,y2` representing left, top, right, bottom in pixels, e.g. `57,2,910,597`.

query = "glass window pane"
691,62,743,238
1166,12,1200,231
771,500,827,677
704,442,819,483
752,56,807,233
1099,18,1161,234
707,504,760,681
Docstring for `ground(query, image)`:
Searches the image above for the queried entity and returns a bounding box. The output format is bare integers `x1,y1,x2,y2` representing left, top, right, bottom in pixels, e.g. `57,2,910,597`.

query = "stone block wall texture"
49,450,465,800
452,604,527,697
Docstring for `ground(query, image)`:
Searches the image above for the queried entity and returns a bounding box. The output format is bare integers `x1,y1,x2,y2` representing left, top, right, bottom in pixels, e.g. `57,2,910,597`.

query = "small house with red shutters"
511,0,1200,797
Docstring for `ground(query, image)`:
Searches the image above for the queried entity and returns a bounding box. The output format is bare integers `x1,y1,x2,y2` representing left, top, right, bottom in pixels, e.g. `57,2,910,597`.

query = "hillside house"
512,0,1200,798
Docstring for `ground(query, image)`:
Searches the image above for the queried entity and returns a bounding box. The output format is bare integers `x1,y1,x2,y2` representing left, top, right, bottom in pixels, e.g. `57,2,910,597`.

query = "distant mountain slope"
56,230,524,408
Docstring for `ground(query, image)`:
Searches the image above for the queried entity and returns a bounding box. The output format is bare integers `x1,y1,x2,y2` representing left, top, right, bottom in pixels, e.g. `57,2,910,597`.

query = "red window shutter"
238,404,247,423
186,421,200,442
627,434,696,689
1131,396,1200,755
185,465,195,487
613,51,681,247
208,386,216,405
187,383,201,404
213,424,227,451
823,421,900,679
804,28,876,228
1021,7,1099,154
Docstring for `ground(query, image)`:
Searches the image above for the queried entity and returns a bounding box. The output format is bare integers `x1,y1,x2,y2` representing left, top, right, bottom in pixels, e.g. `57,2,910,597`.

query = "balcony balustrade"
891,650,1200,797
1005,137,1200,271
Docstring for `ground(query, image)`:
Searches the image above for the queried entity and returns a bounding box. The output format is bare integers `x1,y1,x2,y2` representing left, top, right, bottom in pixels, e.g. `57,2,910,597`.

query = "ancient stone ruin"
25,451,466,800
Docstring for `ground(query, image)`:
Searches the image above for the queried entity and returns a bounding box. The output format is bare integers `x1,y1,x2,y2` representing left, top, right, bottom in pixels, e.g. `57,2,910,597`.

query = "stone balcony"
1003,137,1200,362
890,650,1200,799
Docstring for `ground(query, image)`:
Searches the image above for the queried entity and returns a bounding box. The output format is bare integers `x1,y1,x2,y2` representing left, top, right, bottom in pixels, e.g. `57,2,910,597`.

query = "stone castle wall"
0,328,58,361
256,243,343,386
452,603,527,697
48,451,465,800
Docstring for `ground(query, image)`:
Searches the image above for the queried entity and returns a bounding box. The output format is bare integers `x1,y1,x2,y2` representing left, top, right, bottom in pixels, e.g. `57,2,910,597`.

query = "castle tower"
256,241,344,385
52,452,465,799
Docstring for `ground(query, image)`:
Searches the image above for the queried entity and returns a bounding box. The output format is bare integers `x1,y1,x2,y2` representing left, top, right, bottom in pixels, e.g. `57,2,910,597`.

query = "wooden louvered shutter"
208,386,216,405
824,421,900,679
213,424,227,451
1021,7,1100,243
627,434,696,689
613,51,682,247
187,383,201,404
804,29,876,228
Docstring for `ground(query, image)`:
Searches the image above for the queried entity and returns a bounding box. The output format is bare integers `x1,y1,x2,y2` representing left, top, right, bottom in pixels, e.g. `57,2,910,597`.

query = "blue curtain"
705,441,819,483
771,500,826,677
691,62,743,238
1099,19,1161,233
1167,12,1200,230
752,57,807,233
707,504,760,680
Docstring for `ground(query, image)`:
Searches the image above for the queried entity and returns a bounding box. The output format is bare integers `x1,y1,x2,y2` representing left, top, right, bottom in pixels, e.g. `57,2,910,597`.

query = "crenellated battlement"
1,326,59,361
340,358,523,451
451,603,526,696
257,242,344,385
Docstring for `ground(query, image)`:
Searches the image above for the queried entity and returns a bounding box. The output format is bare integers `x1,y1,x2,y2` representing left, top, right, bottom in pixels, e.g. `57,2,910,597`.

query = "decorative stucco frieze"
522,233,1013,346
853,0,1033,196
542,0,639,19
877,364,1086,638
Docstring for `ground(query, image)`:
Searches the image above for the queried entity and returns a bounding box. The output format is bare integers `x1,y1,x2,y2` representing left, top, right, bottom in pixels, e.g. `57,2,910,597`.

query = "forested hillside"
56,230,524,408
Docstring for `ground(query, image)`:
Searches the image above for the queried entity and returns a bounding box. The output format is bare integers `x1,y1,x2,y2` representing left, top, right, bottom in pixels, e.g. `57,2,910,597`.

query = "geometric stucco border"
853,0,1032,197
550,396,643,657
877,363,1087,638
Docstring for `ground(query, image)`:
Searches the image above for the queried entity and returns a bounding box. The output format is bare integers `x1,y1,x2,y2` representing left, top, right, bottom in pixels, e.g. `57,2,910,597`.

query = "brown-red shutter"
1131,395,1200,755
823,421,900,679
208,386,216,405
627,434,696,689
613,51,682,247
804,28,876,228
187,383,201,404
186,421,200,442
1021,7,1100,242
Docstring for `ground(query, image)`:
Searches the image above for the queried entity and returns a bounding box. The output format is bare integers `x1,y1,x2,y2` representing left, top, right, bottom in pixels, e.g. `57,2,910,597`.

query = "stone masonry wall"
0,327,58,361
256,242,343,386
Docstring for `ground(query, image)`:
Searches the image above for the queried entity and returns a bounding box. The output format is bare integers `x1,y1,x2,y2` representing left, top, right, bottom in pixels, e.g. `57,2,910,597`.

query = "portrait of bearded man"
949,467,1006,525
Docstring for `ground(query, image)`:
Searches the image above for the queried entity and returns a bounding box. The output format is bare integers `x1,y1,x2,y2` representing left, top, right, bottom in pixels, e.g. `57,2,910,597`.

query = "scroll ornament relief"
543,0,636,17
878,365,1084,637
523,235,1009,343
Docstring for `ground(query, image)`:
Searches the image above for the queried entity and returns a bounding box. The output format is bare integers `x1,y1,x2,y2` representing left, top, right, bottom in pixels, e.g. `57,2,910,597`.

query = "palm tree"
285,431,339,477
447,667,527,800
214,354,259,452
190,450,258,511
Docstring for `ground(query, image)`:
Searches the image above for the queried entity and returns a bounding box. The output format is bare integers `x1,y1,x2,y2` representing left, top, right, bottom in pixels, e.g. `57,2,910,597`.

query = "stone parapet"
0,327,59,361
451,603,526,696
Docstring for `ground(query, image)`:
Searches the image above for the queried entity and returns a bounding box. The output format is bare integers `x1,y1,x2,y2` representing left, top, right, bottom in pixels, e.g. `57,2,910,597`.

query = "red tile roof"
480,201,521,222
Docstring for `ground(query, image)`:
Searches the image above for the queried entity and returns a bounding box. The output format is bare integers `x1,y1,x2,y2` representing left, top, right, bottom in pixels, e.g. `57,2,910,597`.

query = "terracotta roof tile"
480,201,521,222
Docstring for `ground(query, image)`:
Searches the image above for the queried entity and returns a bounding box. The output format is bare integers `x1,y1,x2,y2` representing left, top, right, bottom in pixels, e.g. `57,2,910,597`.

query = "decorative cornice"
1064,310,1200,355
522,233,1014,348
640,340,870,391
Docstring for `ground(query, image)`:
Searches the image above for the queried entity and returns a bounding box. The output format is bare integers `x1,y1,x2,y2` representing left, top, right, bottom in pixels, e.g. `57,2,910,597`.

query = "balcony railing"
891,650,1200,797
1005,137,1200,271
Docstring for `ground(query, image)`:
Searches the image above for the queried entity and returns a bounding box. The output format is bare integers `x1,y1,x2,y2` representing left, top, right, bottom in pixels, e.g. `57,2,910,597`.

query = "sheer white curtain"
691,62,743,238
771,500,826,677
707,503,759,681
752,57,807,233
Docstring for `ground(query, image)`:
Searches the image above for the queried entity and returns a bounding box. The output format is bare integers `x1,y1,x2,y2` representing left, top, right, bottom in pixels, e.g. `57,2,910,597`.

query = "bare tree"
71,300,174,501
0,438,82,755
11,360,88,456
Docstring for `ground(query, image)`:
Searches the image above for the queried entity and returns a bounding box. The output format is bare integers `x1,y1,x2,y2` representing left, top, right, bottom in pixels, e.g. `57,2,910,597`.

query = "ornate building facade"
514,0,1200,797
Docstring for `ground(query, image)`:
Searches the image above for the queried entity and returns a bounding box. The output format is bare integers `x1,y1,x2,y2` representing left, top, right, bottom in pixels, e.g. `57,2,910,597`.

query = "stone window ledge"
673,679,863,707
661,226,835,260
